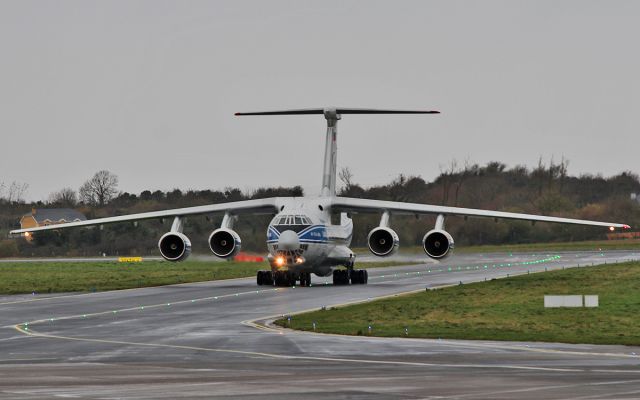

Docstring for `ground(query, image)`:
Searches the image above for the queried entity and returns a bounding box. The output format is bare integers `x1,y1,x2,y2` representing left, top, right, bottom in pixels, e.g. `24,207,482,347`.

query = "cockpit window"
273,215,312,226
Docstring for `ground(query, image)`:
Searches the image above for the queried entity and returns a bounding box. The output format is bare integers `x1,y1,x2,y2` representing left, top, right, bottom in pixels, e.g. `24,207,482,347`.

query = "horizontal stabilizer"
235,107,440,116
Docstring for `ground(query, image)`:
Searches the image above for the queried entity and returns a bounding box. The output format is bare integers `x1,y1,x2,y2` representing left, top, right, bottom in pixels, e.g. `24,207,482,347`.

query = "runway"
1,251,640,399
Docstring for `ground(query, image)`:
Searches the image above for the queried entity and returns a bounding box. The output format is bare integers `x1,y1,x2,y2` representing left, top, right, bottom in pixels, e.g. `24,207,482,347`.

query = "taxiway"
1,251,639,399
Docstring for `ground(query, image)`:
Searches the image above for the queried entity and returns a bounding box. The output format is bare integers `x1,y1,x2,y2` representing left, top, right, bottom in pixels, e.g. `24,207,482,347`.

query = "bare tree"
79,170,119,206
0,181,29,203
49,187,78,207
439,159,458,205
338,167,354,192
453,158,474,206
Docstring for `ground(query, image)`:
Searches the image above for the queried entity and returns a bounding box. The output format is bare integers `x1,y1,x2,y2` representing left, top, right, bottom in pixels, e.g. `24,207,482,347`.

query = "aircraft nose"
278,230,300,250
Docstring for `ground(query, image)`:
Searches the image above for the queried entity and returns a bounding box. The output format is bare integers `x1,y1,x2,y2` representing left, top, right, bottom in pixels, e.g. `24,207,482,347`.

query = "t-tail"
235,107,440,197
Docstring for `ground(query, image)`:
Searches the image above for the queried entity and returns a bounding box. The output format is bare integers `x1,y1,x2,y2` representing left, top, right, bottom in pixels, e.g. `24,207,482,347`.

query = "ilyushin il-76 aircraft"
11,108,631,287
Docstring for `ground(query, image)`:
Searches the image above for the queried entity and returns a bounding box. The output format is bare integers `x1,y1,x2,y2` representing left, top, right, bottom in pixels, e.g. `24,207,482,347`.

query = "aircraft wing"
331,197,631,229
9,197,280,235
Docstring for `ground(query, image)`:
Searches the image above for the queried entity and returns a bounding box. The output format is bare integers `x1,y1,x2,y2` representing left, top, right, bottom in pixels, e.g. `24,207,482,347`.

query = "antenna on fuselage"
235,107,440,197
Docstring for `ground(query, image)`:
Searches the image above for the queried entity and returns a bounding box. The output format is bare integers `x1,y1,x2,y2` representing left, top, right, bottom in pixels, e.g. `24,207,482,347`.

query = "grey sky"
2,1,639,201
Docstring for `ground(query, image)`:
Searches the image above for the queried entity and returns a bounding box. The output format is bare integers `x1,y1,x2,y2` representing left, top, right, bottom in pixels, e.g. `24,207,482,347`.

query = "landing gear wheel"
287,272,296,287
332,269,350,285
299,272,311,287
265,270,273,285
257,270,274,286
350,270,360,284
257,270,264,286
349,269,369,285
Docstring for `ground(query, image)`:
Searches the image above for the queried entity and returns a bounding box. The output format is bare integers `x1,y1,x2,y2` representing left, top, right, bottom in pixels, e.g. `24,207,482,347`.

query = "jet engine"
422,229,454,259
367,227,399,257
209,228,242,258
158,232,192,262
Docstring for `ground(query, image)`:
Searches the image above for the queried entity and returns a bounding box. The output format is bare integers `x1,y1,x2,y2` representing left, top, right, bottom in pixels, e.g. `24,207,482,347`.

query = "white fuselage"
266,197,354,277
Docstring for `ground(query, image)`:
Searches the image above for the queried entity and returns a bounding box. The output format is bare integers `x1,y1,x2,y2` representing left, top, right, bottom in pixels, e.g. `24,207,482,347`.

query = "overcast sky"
1,1,639,201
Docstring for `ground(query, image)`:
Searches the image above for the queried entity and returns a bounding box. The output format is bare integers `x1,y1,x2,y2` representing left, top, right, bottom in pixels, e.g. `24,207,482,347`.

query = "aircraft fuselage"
265,197,354,277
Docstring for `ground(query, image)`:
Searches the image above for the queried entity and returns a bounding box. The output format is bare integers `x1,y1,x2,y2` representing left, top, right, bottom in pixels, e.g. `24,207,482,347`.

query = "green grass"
276,261,640,346
456,239,640,254
0,259,418,295
354,239,640,255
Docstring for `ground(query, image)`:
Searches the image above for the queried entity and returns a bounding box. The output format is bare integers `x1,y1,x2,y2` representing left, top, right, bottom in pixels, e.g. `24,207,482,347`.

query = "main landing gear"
332,269,368,285
256,270,312,287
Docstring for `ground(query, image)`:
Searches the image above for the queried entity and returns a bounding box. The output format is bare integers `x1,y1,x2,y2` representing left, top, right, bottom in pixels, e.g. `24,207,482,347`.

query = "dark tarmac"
1,251,640,399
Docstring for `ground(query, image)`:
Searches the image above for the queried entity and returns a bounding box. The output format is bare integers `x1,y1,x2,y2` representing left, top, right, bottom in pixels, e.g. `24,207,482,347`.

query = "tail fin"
235,107,440,197
235,108,440,116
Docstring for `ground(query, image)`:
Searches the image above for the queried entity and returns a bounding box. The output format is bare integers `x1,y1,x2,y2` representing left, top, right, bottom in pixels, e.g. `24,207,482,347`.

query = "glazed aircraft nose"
278,230,300,250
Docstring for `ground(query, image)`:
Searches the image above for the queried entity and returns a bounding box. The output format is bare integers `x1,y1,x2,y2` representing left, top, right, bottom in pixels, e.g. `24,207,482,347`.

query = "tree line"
1,159,639,258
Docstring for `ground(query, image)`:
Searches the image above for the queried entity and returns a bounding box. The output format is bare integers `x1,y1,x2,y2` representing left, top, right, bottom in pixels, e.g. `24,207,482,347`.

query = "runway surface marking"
13,324,585,373
0,275,259,306
7,258,561,331
6,255,561,328
10,255,640,366
417,379,640,399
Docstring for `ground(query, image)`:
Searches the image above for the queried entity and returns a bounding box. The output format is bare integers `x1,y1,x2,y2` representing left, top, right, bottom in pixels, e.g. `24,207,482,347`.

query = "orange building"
19,208,86,240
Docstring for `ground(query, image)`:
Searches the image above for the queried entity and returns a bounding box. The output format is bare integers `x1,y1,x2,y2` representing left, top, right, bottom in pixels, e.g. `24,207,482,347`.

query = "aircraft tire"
305,272,312,286
333,269,349,286
350,270,362,284
257,271,264,286
289,272,297,287
275,271,289,287
299,272,309,287
265,270,273,285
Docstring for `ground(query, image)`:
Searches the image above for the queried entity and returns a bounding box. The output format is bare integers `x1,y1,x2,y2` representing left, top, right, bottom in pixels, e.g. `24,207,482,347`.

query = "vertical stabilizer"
234,107,440,198
321,108,340,197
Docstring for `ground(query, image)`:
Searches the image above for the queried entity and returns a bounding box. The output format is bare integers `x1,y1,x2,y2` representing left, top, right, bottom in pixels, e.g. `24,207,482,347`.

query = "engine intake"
209,228,242,258
423,229,454,259
158,232,192,262
367,227,399,257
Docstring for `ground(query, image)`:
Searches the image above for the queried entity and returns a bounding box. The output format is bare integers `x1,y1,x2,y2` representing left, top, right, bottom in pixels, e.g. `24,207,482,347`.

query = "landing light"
295,257,305,264
609,226,615,232
275,256,285,267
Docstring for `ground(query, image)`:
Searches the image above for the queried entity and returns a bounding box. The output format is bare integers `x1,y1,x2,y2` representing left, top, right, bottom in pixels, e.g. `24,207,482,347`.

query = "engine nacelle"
209,228,242,258
158,232,192,262
367,227,399,257
423,229,454,259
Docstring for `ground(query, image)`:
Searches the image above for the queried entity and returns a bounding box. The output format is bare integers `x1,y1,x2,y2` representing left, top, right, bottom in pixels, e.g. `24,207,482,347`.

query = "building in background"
19,208,86,241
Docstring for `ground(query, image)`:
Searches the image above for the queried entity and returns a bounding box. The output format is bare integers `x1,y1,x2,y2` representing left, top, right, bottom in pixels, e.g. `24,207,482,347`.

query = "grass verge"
354,239,640,255
0,259,418,295
275,261,640,346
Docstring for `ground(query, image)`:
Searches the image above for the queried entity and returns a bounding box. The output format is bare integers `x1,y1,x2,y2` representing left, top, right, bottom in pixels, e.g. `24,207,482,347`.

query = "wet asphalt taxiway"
1,251,640,399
